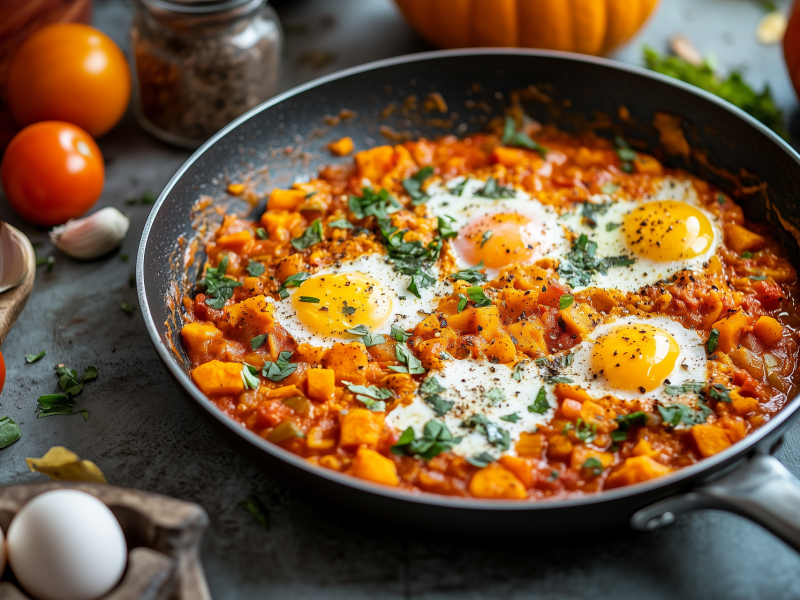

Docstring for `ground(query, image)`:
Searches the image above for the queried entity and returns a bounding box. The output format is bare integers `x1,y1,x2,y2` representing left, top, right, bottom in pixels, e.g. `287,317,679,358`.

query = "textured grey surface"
2,0,800,598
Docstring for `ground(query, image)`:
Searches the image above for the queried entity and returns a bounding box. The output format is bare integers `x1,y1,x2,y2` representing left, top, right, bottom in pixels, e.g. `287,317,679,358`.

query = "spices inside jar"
131,0,282,148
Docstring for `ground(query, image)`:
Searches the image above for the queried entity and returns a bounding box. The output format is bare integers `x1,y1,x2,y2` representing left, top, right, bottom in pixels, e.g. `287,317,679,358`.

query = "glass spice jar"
130,0,282,149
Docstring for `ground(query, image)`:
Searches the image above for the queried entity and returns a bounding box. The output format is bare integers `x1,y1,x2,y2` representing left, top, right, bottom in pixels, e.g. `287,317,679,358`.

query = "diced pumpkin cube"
691,424,732,457
339,408,384,448
307,368,335,402
633,155,663,175
712,310,755,354
570,445,614,472
260,210,303,242
468,465,527,499
497,287,539,321
553,383,593,404
351,448,399,486
559,303,599,338
730,391,759,416
220,295,275,341
355,145,395,183
753,316,783,347
191,360,245,396
498,456,535,488
306,426,336,450
547,434,573,461
328,136,354,156
515,432,544,458
719,415,747,443
181,321,223,355
507,320,547,358
385,373,416,397
580,400,617,432
576,287,621,313
724,223,765,254
295,343,327,364
265,384,302,399
268,188,306,211
276,253,306,282
323,342,369,384
216,230,254,254
483,332,517,364
227,183,245,196
605,456,673,488
631,438,660,459
492,147,527,167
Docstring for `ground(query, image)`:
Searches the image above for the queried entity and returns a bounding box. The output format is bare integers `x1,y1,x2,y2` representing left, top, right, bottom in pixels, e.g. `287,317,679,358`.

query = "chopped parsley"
250,334,267,350
0,416,21,449
462,414,510,451
255,227,269,239
485,387,505,405
437,215,458,239
25,350,45,363
329,219,354,229
402,165,435,205
574,418,597,444
582,457,603,476
665,382,705,396
741,251,754,259
580,201,611,229
708,383,732,403
614,136,637,172
202,255,242,308
501,116,547,156
362,332,386,347
241,365,260,390
450,262,487,284
658,401,713,427
374,211,441,299
707,329,720,353
391,420,462,460
512,361,527,382
261,351,298,382
291,218,324,250
347,383,392,412
247,261,265,277
558,233,635,288
37,364,97,419
558,294,574,310
389,344,426,375
500,413,521,423
421,377,453,417
450,178,470,196
527,387,550,414
349,187,401,220
467,452,496,468
476,176,516,199
611,411,648,442
278,271,310,299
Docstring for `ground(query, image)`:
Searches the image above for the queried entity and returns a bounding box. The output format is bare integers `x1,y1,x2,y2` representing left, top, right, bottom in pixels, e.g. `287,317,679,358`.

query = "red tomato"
0,121,104,226
6,23,131,138
0,350,5,396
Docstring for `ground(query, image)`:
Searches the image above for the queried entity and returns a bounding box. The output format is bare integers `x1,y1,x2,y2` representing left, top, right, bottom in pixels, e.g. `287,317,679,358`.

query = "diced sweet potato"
691,424,733,458
216,230,254,254
559,303,599,338
339,408,384,448
507,320,547,358
605,456,673,488
260,210,303,242
220,295,276,341
385,373,416,397
355,145,395,183
468,465,527,499
324,342,369,384
538,281,570,309
295,343,327,364
328,136,354,156
631,438,660,459
731,391,759,416
191,360,245,396
718,415,747,443
547,434,573,461
276,254,306,282
515,432,544,458
307,368,335,402
306,426,335,450
580,400,617,432
268,188,306,211
576,287,621,313
498,456,535,488
483,332,517,364
265,384,302,399
351,448,399,486
570,445,614,472
712,310,755,354
181,321,223,356
497,287,540,321
492,147,527,167
753,316,783,347
553,383,593,404
633,155,663,176
724,223,765,254
561,398,582,421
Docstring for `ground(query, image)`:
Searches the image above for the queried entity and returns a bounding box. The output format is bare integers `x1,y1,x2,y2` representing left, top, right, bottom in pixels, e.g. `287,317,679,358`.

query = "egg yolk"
454,212,538,269
591,324,681,393
291,271,392,337
623,200,714,261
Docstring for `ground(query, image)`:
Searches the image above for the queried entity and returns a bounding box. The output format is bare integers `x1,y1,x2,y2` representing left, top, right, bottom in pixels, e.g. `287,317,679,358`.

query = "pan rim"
138,47,800,511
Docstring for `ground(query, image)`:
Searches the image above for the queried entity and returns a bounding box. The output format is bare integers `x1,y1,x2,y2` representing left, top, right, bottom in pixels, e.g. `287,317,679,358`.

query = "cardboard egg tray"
0,482,210,600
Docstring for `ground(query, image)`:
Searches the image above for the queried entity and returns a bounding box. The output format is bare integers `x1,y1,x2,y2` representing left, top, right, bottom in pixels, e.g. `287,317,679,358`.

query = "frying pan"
138,49,800,546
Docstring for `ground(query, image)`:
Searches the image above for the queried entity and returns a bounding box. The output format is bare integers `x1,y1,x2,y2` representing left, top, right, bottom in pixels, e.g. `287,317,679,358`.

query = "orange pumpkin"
784,1,800,101
393,0,660,56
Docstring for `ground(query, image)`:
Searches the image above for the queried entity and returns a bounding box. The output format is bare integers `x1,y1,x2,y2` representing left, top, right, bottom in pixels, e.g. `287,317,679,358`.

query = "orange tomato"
1,122,104,226
6,23,131,137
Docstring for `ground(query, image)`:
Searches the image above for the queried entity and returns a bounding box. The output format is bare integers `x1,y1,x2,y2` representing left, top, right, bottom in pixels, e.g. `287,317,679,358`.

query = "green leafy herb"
391,420,462,460
349,187,401,220
466,286,492,308
717,193,726,205
0,416,21,449
708,383,732,403
347,383,392,412
450,178,470,196
480,230,493,248
329,219,354,229
420,377,445,396
141,190,157,204
239,496,270,530
36,255,55,272
255,227,269,239
749,275,768,281
120,254,129,262
390,325,411,343
601,182,620,195
262,351,298,382
580,201,611,229
500,413,521,423
346,324,370,336
291,218,324,250
665,382,705,396
120,301,136,315
502,116,547,156
485,387,505,405
643,46,786,138
658,401,713,427
707,329,720,353
299,296,320,303
25,350,45,363
250,334,267,350
611,411,648,441
362,332,386,347
246,261,265,277
241,365,260,390
426,394,454,417
450,262,487,284
582,457,603,476
575,418,597,444
402,165,435,205
457,294,468,313
278,271,310,299
606,222,621,231
476,176,516,199
440,351,454,361
36,394,74,417
614,136,638,168
528,387,550,414
558,233,635,287
342,305,356,316
462,414,511,451
741,251,754,259
390,344,426,374
559,294,574,310
548,470,559,481
512,361,527,382
467,452,497,468
202,255,242,309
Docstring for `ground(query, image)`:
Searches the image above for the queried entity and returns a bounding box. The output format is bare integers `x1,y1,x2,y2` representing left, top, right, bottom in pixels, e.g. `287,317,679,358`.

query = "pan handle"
631,453,800,552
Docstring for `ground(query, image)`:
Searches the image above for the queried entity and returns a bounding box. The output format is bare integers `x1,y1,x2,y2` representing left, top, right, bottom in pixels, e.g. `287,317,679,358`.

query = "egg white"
272,253,451,348
559,178,722,293
559,314,708,404
386,359,555,459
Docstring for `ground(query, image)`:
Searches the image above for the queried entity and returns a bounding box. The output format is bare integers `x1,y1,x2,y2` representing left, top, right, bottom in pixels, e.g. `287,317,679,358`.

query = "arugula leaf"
466,286,492,308
501,116,547,157
346,324,370,336
247,261,265,277
278,271,310,299
390,344,426,374
558,233,635,287
0,416,21,449
559,294,574,310
611,411,648,441
391,420,462,460
291,219,324,251
239,496,270,530
262,351,298,382
658,401,713,427
362,332,386,347
466,452,496,468
485,387,505,405
707,329,720,354
528,387,550,414
437,215,457,239
500,413,520,423
643,46,787,138
251,334,267,350
390,325,411,343
450,262,487,284
349,187,401,220
462,414,510,451
26,350,45,363
402,166,435,205
582,457,603,476
255,227,269,240
203,255,242,309
241,365,260,390
476,176,516,199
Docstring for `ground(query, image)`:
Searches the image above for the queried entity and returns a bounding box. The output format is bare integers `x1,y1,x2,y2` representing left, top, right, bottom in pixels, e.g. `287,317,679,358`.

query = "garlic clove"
0,222,34,294
49,208,130,260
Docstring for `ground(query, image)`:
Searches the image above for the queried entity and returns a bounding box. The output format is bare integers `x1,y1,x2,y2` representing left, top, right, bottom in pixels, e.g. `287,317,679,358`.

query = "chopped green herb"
262,351,298,382
476,176,516,199
575,418,597,444
606,222,621,231
580,201,611,229
426,394,454,417
25,350,46,363
346,324,370,336
717,193,726,205
36,394,74,417
120,302,136,315
480,230,493,248
239,496,270,530
582,457,603,476
457,294,468,313
305,191,318,199
141,190,157,204
0,416,21,449
485,387,505,405
601,182,620,195
500,413,521,423
391,420,462,460
255,227,269,240
278,271,310,299
329,219,354,229
390,325,411,342
347,383,392,412
658,401,713,427
389,344,426,375
450,178,470,196
558,233,635,287
298,296,320,303
120,254,129,262
707,329,720,354
247,261,266,277
402,165,435,205
665,382,705,396
512,361,527,382
528,387,550,414
291,218,324,250
349,187,401,220
466,286,492,308
450,262,487,284
241,365,260,390
129,272,136,287
250,334,267,350
559,294,574,310
502,116,547,157
437,215,458,239
749,275,768,281
420,377,446,396
202,255,242,308
741,251,754,259
342,305,356,316
462,414,511,451
611,411,648,441
36,255,55,272
708,383,732,403
362,332,386,347
467,452,497,468
548,470,559,481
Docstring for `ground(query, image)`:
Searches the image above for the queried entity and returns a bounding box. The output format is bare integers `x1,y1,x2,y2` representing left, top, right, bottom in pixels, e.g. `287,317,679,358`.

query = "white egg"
7,490,127,600
386,359,554,459
559,177,722,293
559,314,708,404
272,252,450,348
424,179,568,274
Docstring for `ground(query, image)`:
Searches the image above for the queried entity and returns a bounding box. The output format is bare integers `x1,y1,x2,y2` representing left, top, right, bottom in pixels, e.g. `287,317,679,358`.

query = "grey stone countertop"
3,0,800,598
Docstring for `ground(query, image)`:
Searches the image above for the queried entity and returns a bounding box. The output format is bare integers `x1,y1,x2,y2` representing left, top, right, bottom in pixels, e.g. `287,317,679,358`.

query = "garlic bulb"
0,222,34,293
50,208,130,259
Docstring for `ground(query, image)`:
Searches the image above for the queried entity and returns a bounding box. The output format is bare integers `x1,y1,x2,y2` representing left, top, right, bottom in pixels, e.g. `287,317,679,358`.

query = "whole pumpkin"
393,0,660,56
784,1,800,102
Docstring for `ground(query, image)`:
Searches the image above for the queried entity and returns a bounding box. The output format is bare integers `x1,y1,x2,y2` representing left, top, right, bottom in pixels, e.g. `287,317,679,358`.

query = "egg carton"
0,482,210,600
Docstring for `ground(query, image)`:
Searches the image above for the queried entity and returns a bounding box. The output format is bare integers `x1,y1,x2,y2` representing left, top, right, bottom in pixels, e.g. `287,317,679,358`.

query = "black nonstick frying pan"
138,49,800,546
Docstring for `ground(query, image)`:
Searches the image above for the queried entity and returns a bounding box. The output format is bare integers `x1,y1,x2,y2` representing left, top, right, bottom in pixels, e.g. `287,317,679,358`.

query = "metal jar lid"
139,0,264,15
